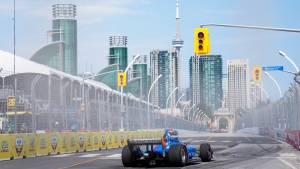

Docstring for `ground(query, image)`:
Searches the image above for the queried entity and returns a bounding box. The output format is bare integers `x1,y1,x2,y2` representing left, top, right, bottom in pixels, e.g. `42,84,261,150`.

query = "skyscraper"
95,36,128,91
189,55,223,111
30,4,78,76
150,49,178,110
227,59,250,112
172,0,183,90
127,55,148,99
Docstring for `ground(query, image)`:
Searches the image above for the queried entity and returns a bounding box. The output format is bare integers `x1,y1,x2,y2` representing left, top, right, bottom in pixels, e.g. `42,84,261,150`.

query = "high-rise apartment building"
189,55,223,111
250,81,263,109
227,59,250,112
31,4,78,76
127,55,148,99
150,49,178,111
95,36,128,91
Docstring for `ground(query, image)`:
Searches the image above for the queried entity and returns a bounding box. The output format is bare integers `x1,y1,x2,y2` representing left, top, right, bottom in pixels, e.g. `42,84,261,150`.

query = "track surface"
1,131,300,169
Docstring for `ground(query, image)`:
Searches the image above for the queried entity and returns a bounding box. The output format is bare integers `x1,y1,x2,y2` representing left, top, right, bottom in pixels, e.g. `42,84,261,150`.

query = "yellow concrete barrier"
0,134,12,161
67,132,77,153
77,132,86,152
48,133,60,155
11,134,27,159
91,132,100,150
85,132,93,151
37,133,49,156
106,132,113,149
119,131,126,147
24,134,37,158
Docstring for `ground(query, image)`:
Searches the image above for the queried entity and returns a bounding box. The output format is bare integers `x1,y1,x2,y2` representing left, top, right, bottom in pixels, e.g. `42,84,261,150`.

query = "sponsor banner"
0,134,11,161
285,129,300,148
91,132,100,150
11,134,27,159
106,132,113,149
155,130,164,139
148,131,154,139
48,133,61,155
128,131,135,140
23,134,37,158
112,131,120,148
67,132,77,153
85,133,93,151
119,131,126,147
76,133,86,152
37,133,49,156
99,132,107,149
142,131,148,139
59,134,68,153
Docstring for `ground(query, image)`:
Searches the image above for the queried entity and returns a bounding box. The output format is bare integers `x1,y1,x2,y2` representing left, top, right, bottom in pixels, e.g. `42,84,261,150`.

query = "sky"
1,0,300,101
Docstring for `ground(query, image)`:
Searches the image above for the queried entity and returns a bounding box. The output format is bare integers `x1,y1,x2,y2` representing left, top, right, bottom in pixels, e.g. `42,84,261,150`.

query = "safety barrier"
0,130,163,161
237,127,300,150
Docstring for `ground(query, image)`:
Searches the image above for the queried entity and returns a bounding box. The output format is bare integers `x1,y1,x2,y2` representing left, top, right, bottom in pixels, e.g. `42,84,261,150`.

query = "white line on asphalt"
49,154,73,157
80,154,101,157
277,158,297,169
106,154,121,158
220,141,232,142
245,137,252,142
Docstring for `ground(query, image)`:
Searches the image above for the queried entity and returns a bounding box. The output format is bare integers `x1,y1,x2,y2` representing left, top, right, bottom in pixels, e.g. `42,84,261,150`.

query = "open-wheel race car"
121,129,213,167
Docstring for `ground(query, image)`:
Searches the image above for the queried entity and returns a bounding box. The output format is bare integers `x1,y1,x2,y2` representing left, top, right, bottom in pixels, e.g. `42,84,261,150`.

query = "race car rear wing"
127,139,162,145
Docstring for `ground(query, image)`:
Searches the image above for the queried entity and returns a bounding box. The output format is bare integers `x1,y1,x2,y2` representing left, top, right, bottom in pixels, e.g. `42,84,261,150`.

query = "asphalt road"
1,132,300,169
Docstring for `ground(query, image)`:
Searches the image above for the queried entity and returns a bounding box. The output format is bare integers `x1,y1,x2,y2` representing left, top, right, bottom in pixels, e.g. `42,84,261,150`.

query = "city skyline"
1,0,300,101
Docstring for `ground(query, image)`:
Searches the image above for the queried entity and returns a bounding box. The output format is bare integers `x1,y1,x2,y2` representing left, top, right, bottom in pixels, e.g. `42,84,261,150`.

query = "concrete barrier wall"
0,130,163,161
237,127,300,150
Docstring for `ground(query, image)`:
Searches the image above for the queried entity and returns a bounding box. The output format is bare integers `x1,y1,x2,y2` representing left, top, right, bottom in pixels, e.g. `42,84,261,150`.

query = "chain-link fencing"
235,81,300,131
0,71,207,134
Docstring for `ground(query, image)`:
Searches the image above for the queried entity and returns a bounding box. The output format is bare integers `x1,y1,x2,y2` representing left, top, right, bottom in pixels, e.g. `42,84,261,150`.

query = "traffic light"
80,103,85,111
118,72,126,86
194,28,210,54
253,66,262,82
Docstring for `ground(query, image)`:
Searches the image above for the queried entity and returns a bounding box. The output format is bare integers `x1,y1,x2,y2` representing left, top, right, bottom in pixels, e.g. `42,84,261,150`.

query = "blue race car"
122,129,213,167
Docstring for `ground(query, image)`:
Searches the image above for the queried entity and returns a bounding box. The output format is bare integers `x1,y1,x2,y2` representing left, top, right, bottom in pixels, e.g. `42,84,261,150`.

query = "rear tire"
122,145,138,167
168,144,187,166
199,143,212,162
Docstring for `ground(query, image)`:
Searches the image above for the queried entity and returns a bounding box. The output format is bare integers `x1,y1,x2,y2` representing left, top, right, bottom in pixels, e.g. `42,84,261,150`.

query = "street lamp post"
194,109,201,122
121,54,141,131
264,72,282,98
279,51,299,72
256,84,269,101
175,94,185,116
165,87,178,128
166,87,178,115
82,70,122,131
182,100,191,118
191,108,199,121
188,104,196,122
147,74,162,129
251,92,260,101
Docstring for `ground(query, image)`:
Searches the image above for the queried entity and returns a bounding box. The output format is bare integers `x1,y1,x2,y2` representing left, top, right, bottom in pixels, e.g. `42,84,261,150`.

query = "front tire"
122,145,138,167
199,143,212,162
168,144,187,166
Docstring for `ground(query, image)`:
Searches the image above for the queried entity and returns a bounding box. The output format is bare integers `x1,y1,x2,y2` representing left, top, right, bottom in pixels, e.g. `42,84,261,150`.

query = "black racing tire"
121,145,138,167
168,144,188,166
199,143,212,162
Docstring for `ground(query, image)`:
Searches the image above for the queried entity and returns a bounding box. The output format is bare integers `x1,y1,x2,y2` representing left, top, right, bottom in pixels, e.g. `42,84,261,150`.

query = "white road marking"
277,158,297,169
49,154,73,157
106,154,121,158
220,141,232,142
79,154,101,157
245,137,252,142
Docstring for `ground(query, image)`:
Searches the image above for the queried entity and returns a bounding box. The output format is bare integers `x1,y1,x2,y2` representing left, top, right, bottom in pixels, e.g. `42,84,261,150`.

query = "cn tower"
172,0,184,89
